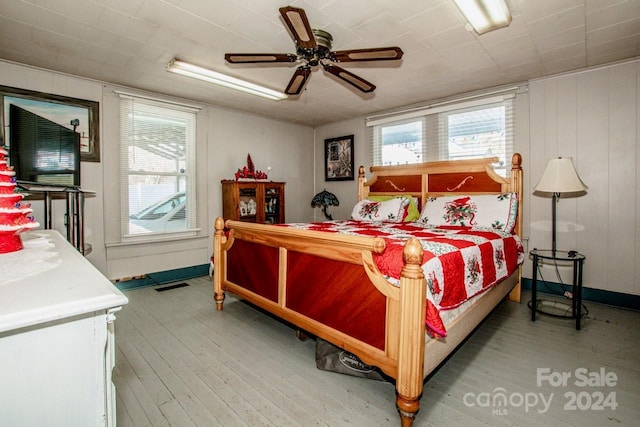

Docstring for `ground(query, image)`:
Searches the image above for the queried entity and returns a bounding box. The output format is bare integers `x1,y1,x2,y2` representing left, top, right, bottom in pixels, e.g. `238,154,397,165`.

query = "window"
369,92,516,175
119,95,198,239
377,118,425,165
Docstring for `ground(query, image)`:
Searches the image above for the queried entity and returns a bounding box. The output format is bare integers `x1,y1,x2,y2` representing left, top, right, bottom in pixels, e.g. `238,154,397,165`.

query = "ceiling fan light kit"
224,6,404,96
453,0,512,34
166,58,288,101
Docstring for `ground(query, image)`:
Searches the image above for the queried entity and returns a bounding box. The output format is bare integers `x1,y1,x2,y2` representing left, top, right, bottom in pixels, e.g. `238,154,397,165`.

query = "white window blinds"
367,89,520,174
119,94,198,239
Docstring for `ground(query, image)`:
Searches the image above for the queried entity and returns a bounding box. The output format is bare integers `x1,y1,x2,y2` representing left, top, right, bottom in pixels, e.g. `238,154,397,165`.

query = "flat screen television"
9,104,80,187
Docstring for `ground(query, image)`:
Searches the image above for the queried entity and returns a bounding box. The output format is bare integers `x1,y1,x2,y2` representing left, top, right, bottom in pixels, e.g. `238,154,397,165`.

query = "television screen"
9,104,80,187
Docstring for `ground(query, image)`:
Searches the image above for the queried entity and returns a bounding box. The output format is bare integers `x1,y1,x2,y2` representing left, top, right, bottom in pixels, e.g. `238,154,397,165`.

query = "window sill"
106,228,204,247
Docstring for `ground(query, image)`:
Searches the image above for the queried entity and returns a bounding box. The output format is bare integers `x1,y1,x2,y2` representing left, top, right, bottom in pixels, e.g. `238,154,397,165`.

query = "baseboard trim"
521,278,640,311
114,269,639,310
115,264,209,291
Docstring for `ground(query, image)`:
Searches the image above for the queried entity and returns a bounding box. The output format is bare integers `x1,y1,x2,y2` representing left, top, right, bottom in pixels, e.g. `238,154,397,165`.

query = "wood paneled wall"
528,59,639,296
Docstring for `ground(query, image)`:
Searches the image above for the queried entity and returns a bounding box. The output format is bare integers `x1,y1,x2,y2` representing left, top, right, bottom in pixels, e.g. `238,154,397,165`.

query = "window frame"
368,92,516,174
118,95,199,242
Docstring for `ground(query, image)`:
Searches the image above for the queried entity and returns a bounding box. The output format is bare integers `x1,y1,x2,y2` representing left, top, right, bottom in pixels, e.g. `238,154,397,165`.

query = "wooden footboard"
213,217,428,425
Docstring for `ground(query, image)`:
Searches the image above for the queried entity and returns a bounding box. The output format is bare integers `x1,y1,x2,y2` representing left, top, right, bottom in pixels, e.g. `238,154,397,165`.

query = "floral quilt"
281,220,524,338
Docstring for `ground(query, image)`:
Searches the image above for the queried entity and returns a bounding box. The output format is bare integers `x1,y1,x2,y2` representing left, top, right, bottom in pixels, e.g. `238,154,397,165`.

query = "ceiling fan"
224,6,404,96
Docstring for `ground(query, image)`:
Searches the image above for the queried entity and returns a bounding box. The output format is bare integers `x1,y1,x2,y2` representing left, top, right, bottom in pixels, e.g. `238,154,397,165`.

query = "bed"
212,153,524,426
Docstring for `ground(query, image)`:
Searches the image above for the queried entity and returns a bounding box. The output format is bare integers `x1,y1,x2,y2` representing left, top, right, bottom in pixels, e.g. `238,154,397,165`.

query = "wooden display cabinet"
221,180,285,224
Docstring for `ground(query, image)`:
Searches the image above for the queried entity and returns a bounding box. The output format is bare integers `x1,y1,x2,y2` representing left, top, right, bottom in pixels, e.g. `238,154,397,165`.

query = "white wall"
208,107,314,224
528,59,640,297
312,117,367,221
3,57,638,295
1,60,315,280
101,87,314,279
314,59,640,297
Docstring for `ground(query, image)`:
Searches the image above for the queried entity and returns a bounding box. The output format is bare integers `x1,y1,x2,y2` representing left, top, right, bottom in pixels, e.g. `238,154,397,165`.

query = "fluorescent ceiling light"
453,0,512,34
167,59,288,101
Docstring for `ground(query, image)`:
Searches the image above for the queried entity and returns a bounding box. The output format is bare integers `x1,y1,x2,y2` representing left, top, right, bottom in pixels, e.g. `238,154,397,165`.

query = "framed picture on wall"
0,85,100,162
325,135,354,181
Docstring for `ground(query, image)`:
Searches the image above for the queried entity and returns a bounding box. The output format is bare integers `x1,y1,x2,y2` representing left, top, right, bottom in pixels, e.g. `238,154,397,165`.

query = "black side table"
529,249,586,330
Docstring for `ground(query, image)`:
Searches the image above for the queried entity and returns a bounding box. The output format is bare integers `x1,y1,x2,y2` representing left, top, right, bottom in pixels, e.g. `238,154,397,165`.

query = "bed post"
213,217,226,310
508,153,523,302
396,238,426,427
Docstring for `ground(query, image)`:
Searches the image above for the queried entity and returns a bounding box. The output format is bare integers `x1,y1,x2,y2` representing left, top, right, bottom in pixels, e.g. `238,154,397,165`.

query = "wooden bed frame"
213,153,523,426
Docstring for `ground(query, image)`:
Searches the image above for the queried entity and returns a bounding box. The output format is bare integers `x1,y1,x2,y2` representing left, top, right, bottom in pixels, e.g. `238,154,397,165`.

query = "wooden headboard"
357,153,523,238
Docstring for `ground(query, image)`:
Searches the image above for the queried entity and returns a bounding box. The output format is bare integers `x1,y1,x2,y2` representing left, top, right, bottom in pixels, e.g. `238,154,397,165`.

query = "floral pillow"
351,197,409,222
418,193,518,233
367,195,420,222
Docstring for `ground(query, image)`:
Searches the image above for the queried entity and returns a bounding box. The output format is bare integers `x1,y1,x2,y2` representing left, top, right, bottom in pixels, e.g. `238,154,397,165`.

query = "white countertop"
0,230,128,333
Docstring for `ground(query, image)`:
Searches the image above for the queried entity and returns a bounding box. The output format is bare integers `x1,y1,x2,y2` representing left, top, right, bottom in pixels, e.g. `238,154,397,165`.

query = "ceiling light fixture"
166,59,288,101
453,0,512,34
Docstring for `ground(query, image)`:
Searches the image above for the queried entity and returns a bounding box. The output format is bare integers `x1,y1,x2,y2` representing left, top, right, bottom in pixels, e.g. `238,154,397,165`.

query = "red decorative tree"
235,153,268,180
0,146,39,253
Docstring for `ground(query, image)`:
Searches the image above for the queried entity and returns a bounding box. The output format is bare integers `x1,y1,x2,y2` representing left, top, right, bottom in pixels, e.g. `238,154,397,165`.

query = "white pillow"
418,193,518,233
351,197,408,222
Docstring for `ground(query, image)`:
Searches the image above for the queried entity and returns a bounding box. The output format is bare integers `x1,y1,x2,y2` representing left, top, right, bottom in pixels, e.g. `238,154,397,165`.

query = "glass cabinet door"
264,186,280,224
238,187,257,222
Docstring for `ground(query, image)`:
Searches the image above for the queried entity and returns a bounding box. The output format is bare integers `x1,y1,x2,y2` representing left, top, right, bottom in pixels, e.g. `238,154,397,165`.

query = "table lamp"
534,157,587,252
311,190,339,220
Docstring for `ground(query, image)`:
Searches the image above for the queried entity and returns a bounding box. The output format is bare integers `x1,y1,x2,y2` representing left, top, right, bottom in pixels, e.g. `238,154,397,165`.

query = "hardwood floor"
113,276,639,426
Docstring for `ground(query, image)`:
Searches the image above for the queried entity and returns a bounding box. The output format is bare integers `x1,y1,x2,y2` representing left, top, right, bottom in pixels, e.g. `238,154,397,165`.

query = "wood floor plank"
119,298,259,426
185,305,375,426
121,283,304,426
113,276,640,426
113,344,171,427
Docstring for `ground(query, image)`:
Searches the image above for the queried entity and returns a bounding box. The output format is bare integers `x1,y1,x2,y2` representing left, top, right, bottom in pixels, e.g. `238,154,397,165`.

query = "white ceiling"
1,0,639,126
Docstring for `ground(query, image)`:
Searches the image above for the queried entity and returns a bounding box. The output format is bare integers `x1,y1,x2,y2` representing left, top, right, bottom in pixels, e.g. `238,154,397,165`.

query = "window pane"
372,96,514,175
447,105,506,163
380,120,423,165
128,113,186,173
120,97,196,238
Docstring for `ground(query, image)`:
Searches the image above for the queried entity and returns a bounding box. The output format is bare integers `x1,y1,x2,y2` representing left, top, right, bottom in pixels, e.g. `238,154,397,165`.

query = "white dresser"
0,230,128,427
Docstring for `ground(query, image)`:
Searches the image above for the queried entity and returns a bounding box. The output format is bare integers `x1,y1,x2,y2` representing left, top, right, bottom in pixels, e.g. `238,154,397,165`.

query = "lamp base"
527,299,574,319
322,206,333,221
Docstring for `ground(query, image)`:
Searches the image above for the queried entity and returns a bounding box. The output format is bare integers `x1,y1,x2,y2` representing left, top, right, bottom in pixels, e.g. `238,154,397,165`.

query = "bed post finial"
396,237,426,426
213,217,226,310
512,152,522,170
214,216,225,233
358,165,368,201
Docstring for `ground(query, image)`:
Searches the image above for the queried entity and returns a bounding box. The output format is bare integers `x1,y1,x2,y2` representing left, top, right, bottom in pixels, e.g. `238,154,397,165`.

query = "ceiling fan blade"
285,67,311,95
279,6,316,50
225,53,297,63
322,64,376,93
332,47,404,62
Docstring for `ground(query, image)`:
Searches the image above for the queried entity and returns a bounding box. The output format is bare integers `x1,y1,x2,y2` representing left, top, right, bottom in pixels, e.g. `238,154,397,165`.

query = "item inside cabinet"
239,188,257,217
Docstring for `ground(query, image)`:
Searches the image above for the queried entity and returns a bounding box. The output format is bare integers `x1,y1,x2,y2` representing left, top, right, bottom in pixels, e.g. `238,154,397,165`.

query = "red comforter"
282,220,524,337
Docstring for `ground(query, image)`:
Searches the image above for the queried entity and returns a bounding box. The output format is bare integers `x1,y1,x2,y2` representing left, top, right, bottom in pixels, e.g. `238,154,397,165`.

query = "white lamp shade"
534,157,587,193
